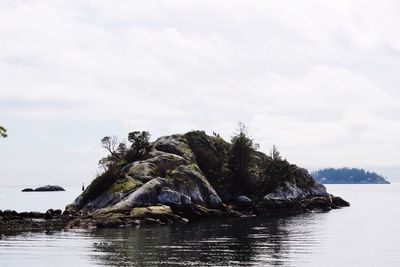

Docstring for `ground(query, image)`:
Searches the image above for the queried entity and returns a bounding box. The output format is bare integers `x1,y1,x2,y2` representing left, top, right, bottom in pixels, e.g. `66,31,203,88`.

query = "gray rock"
264,186,285,200
153,134,195,162
108,178,168,211
282,182,304,199
263,182,327,202
180,194,192,205
208,194,223,208
236,195,252,204
80,191,128,211
309,182,328,196
157,187,181,205
123,153,186,179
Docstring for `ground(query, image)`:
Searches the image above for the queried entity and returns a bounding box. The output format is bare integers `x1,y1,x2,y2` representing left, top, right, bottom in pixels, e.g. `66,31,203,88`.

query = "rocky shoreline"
1,130,350,233
0,209,69,232
0,194,349,233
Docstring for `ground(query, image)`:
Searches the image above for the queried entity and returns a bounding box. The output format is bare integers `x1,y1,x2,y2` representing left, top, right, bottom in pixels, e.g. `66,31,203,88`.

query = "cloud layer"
1,0,400,184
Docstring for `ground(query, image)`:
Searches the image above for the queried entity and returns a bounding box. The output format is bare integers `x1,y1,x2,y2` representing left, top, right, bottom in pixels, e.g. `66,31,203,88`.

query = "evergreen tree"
227,122,255,195
126,131,151,161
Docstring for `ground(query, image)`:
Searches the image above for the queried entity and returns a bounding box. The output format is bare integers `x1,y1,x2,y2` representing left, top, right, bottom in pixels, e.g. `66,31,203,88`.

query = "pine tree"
227,123,255,195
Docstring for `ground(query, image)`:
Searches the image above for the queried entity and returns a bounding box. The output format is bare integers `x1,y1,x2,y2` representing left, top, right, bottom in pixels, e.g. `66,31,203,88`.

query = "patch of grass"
108,177,138,193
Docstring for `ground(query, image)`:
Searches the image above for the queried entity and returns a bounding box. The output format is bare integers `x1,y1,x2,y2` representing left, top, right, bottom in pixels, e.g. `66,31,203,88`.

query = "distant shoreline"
312,168,390,184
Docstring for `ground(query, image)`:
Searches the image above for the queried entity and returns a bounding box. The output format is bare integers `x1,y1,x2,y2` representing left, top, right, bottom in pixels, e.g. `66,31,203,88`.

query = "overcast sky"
1,0,400,186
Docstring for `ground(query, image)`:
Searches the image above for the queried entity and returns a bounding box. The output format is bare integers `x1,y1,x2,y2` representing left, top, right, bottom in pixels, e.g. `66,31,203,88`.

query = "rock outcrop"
63,131,349,228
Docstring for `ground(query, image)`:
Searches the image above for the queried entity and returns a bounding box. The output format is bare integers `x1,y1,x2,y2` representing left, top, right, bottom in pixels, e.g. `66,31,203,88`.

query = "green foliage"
271,145,281,160
128,131,150,151
79,165,120,207
108,176,138,193
88,131,152,207
260,155,289,191
184,131,230,193
99,136,127,171
98,155,118,171
126,131,151,162
98,131,151,171
0,125,7,138
227,123,256,195
259,146,315,195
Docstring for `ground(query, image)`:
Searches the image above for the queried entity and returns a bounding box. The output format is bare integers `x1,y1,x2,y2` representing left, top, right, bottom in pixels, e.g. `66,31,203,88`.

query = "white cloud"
1,0,400,184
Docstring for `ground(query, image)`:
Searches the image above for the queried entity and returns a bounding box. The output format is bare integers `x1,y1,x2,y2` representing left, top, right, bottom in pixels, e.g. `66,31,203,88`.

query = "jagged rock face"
69,134,223,212
263,182,327,201
121,153,187,183
153,134,196,162
67,131,326,214
73,191,130,212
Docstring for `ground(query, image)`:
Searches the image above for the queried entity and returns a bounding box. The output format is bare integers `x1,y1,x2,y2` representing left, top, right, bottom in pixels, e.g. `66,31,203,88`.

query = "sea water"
0,184,399,266
0,186,82,212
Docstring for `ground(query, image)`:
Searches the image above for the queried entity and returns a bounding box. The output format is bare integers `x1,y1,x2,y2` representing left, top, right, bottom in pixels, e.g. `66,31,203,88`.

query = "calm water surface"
0,184,399,266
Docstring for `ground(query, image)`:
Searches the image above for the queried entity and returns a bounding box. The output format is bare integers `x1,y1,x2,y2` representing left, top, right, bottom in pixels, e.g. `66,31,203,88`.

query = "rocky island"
0,127,349,232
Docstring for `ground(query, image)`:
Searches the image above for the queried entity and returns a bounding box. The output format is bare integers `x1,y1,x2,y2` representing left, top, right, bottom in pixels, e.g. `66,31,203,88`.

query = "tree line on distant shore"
312,167,389,184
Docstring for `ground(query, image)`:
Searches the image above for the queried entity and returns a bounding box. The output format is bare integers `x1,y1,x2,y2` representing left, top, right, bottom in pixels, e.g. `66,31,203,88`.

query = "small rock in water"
21,188,34,192
21,185,65,192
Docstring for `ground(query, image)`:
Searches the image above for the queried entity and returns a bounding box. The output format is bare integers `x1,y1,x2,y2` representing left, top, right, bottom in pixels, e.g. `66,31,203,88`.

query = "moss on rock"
68,130,348,218
108,177,139,193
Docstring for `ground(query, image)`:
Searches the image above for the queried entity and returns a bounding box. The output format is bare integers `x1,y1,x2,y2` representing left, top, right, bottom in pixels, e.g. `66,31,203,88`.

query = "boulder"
331,196,350,207
263,182,327,202
157,187,181,205
309,182,328,196
2,210,18,219
264,186,286,200
153,134,196,162
236,195,253,205
45,209,55,219
282,182,304,199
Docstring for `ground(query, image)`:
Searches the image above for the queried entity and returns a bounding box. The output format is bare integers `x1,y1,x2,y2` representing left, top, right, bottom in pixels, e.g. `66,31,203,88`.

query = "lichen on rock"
65,130,349,227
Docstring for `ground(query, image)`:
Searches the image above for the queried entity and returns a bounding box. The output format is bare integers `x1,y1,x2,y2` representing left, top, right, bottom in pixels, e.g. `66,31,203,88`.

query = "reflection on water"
0,213,326,267
1,184,400,267
88,213,326,267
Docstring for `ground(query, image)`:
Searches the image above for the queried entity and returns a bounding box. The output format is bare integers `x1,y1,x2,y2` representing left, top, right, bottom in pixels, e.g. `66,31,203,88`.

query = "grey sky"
1,0,400,185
